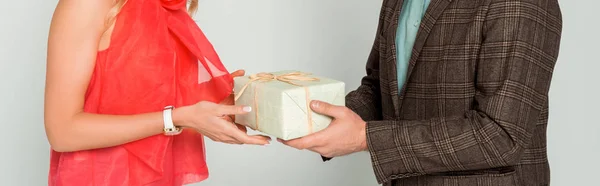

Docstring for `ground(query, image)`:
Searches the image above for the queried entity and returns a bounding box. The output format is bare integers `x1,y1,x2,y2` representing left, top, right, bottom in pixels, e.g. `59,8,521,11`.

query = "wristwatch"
163,105,182,136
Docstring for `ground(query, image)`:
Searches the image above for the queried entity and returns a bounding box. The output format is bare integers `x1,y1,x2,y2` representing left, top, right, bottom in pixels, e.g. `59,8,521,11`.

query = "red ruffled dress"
48,0,233,185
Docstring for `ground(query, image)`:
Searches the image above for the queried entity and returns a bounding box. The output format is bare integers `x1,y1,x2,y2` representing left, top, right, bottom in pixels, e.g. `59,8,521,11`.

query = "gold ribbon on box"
234,72,319,133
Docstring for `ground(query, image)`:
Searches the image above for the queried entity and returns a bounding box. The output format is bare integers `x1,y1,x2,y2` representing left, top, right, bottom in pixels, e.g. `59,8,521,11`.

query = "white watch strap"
163,106,180,135
163,106,175,129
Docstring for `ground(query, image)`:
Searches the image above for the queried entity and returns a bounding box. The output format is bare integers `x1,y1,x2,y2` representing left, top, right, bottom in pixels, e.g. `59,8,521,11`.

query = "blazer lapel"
388,0,453,117
386,0,404,118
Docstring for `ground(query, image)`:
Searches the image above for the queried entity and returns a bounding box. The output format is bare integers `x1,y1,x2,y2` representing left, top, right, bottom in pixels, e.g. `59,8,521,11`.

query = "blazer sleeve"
345,7,385,122
321,4,386,162
365,0,562,183
322,36,383,162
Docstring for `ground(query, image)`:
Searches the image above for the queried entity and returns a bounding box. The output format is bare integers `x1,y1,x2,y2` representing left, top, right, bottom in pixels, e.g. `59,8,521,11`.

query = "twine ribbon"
234,72,319,133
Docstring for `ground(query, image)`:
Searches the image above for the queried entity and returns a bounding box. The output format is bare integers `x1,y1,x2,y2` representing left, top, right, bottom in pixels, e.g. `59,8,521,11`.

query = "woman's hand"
221,69,248,132
173,69,270,145
175,100,270,145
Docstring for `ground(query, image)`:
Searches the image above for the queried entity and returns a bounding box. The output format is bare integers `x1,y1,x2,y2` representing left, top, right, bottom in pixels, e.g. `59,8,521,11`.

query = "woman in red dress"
44,0,270,185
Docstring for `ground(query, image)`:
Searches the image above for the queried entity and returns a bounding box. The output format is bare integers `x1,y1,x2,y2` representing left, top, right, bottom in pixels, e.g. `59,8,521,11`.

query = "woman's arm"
44,0,165,152
44,0,269,153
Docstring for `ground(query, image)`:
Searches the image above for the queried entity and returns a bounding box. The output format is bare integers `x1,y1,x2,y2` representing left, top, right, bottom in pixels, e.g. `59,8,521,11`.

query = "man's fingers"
278,134,320,150
310,100,346,119
278,138,309,150
309,146,330,157
278,122,335,150
216,105,252,116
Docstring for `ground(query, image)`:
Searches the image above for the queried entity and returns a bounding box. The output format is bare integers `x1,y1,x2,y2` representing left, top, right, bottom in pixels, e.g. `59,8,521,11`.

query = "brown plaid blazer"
345,0,562,185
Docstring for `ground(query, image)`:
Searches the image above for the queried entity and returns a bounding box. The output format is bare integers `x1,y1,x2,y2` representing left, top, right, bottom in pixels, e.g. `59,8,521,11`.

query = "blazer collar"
388,0,453,117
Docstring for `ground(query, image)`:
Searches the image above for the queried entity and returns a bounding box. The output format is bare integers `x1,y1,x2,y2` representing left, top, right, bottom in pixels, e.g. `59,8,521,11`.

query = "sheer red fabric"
48,0,233,185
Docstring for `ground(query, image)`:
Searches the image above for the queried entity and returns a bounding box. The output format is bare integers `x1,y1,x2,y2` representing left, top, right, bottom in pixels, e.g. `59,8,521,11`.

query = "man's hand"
221,69,247,132
278,100,368,158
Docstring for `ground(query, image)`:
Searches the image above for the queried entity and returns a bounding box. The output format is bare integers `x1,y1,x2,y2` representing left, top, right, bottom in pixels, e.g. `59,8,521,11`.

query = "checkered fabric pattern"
345,0,562,185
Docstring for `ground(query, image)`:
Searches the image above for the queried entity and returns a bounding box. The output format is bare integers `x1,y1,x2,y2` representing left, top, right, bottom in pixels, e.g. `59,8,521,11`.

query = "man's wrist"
357,120,368,152
359,120,369,151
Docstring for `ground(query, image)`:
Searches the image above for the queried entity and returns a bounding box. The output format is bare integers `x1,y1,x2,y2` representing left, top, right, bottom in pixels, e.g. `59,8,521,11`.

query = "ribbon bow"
234,72,319,101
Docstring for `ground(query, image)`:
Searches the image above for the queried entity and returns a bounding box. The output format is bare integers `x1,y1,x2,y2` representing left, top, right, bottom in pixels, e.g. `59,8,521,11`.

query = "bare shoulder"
52,0,113,24
45,0,116,97
55,0,114,11
48,0,114,55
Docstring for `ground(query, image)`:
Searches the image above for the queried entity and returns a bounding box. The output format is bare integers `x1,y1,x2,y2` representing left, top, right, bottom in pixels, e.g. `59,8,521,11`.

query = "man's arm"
322,29,383,161
345,5,385,121
320,5,385,162
366,0,562,183
345,37,383,121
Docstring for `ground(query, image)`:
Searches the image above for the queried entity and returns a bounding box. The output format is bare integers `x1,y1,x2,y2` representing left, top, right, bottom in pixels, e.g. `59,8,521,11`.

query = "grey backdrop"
0,0,598,186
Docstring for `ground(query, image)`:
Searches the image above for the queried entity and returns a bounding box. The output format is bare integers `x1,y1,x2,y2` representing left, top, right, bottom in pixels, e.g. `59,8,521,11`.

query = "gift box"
233,71,345,140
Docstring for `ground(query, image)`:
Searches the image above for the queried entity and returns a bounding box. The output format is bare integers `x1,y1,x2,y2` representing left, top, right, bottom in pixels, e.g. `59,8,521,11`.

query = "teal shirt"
396,0,431,91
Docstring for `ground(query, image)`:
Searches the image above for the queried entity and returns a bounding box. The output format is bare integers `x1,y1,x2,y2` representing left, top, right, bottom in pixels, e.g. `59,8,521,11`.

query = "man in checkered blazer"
280,0,562,185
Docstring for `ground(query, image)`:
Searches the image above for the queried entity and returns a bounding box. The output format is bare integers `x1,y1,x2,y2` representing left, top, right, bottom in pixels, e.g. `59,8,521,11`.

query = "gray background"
0,0,598,185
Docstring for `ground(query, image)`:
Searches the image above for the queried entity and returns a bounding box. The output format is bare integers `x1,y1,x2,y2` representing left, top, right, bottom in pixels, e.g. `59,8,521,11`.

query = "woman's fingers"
222,139,243,145
216,137,242,145
239,135,270,145
205,130,242,144
221,115,234,122
195,102,270,145
215,104,251,116
219,94,234,105
210,118,266,145
250,134,271,141
230,69,245,77
228,129,270,145
197,101,248,116
221,115,247,133
235,123,247,133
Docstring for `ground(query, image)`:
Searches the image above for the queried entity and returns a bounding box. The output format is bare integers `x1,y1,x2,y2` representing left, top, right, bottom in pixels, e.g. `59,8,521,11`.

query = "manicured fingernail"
243,106,252,112
311,101,320,109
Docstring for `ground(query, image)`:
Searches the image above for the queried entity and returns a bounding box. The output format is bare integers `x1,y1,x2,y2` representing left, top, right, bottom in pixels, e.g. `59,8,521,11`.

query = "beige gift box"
234,71,345,140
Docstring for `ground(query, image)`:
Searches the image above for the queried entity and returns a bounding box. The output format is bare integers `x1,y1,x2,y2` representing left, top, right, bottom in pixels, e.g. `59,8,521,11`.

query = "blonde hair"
105,0,198,27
